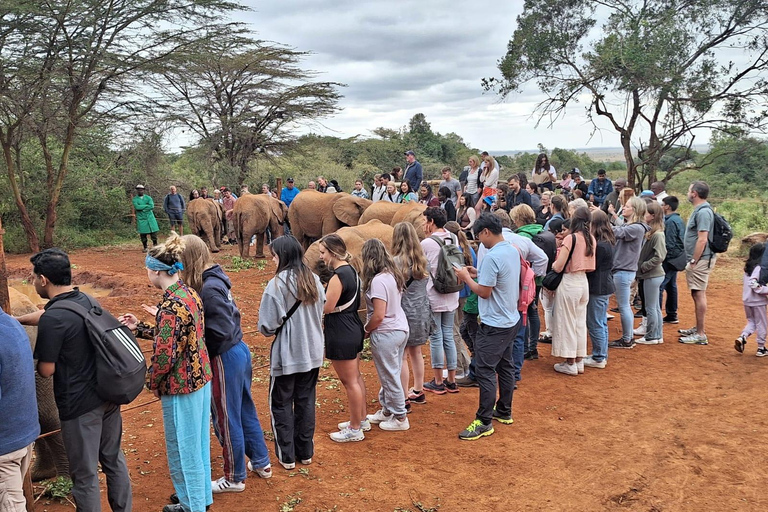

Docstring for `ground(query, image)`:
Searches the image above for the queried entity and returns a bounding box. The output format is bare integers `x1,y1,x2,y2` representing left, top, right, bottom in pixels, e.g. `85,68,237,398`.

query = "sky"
237,0,627,153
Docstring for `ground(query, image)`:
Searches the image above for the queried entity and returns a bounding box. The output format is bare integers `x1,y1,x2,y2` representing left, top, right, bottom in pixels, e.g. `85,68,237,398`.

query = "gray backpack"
429,234,465,294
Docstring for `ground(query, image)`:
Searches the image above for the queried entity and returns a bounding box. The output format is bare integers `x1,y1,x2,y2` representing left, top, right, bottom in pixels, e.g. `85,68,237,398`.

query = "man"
661,196,686,324
307,180,317,191
162,185,185,235
0,311,40,512
32,249,132,511
240,184,251,195
351,179,369,199
222,188,237,243
371,174,386,202
570,169,589,197
587,169,613,206
403,150,423,192
199,186,210,199
316,176,328,193
601,177,626,213
505,175,531,210
455,214,522,440
439,166,461,205
132,184,159,253
261,184,271,195
651,181,669,204
679,181,716,345
280,178,300,208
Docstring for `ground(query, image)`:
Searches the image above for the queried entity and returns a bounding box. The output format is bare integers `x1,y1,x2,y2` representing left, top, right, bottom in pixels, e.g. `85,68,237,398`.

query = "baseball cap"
483,195,496,206
135,184,145,189
287,177,294,183
640,190,654,197
404,150,415,156
570,168,581,175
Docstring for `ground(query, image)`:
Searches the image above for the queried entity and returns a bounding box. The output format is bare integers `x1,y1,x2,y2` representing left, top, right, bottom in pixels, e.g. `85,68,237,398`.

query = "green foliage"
42,476,74,499
226,256,256,272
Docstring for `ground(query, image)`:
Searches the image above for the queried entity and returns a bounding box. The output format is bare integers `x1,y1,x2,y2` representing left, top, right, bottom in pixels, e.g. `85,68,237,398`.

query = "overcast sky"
237,1,721,153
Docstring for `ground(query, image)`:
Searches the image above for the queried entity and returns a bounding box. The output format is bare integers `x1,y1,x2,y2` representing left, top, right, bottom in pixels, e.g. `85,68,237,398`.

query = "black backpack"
50,295,147,405
704,205,732,254
531,231,557,273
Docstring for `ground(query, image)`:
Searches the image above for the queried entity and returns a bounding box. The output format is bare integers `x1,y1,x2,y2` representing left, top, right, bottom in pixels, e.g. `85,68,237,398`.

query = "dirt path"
9,244,766,512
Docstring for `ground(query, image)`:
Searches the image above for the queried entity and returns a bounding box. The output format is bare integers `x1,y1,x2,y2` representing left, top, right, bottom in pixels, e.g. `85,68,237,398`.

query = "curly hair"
149,232,186,268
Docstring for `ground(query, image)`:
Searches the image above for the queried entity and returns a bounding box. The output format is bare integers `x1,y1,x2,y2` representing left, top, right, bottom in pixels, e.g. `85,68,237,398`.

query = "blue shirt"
587,178,613,205
477,241,520,328
280,186,300,207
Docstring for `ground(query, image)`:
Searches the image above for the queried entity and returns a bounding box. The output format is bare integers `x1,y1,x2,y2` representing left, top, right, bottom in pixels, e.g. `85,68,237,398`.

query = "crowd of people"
3,147,758,512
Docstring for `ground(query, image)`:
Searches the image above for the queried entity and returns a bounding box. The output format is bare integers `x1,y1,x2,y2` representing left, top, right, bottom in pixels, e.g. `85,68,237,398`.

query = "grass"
225,256,256,272
40,476,73,499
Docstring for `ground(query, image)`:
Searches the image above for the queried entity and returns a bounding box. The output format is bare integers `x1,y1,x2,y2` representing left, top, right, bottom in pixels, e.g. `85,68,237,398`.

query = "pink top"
561,232,597,273
743,267,768,307
420,230,460,312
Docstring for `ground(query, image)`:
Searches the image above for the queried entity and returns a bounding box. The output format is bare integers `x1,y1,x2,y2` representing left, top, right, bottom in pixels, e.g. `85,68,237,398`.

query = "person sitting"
397,181,418,203
587,169,613,206
419,182,440,207
351,179,369,199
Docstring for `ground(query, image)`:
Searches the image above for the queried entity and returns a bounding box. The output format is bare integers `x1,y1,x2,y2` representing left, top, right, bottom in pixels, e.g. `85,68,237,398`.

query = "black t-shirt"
34,289,103,421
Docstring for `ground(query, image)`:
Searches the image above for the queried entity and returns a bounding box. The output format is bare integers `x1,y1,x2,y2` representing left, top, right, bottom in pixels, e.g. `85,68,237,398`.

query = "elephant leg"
33,374,69,481
214,218,222,250
255,232,266,258
203,223,219,253
238,232,248,258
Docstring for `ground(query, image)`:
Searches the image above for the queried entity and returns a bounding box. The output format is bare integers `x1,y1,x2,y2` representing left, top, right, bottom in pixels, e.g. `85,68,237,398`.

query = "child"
735,242,768,356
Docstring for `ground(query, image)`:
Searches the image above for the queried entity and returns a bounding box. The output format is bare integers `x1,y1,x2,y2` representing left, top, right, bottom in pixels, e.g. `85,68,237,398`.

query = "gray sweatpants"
60,403,132,512
370,330,409,417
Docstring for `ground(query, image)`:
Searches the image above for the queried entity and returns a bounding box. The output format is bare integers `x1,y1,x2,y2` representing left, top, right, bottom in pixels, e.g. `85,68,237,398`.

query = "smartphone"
452,262,463,270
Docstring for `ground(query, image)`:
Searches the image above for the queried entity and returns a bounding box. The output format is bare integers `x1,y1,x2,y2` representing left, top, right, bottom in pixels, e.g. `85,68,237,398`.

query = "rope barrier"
35,398,161,441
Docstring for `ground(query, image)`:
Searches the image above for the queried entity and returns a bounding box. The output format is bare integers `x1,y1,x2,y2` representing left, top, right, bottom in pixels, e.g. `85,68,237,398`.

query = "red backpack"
512,244,537,324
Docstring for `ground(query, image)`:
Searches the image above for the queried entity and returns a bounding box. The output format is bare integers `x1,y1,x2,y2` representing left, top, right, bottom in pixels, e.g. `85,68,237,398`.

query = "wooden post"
276,177,283,194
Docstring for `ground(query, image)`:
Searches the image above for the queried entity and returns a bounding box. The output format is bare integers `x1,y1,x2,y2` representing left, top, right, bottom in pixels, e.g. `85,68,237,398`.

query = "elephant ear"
333,196,371,226
271,198,288,223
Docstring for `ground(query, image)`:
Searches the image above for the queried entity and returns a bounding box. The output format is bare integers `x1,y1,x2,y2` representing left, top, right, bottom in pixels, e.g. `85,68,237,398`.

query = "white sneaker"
576,360,584,374
554,362,578,376
338,419,371,431
636,337,663,345
300,458,312,465
379,416,410,431
366,409,391,424
442,369,448,378
279,460,295,470
606,313,615,320
583,356,606,369
633,317,647,336
211,477,245,493
246,461,272,479
330,427,365,443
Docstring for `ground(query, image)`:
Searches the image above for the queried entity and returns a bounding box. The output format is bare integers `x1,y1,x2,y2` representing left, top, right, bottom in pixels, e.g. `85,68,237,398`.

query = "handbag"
542,234,576,291
667,250,687,272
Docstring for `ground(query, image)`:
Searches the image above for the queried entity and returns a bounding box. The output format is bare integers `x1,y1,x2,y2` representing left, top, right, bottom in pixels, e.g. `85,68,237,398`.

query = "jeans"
643,276,664,340
587,294,610,362
429,310,457,370
660,264,678,316
525,286,541,353
513,322,526,381
613,271,636,342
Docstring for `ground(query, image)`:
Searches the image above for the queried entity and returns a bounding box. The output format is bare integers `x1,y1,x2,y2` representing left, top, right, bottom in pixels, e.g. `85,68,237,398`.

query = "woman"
618,187,636,211
318,235,368,442
531,153,556,192
258,236,325,469
464,155,482,204
568,198,590,216
361,239,410,431
419,182,440,207
456,194,477,238
391,222,432,410
189,189,200,201
607,197,649,349
635,202,667,345
120,234,213,512
526,182,541,211
551,207,596,375
397,181,418,203
536,191,554,226
583,210,615,369
177,235,272,491
381,182,397,203
438,186,457,222
479,155,499,202
444,221,476,380
544,194,568,230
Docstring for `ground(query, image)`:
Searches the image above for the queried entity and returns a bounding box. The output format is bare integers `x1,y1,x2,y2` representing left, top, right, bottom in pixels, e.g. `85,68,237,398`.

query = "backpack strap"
47,293,99,317
331,273,361,314
274,299,302,338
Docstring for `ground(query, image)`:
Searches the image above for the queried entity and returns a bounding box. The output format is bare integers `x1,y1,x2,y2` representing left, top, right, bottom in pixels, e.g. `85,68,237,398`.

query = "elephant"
287,191,372,249
232,194,288,258
304,219,394,283
359,201,428,239
10,287,70,482
187,198,223,253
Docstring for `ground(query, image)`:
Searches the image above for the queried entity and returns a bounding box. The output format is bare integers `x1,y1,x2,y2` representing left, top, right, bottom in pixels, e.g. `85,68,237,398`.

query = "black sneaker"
492,409,514,425
524,350,539,360
610,307,620,313
458,419,494,441
663,315,679,324
455,376,479,388
423,379,447,395
407,389,426,404
757,347,768,357
634,311,644,318
405,400,412,414
608,339,635,349
444,380,459,393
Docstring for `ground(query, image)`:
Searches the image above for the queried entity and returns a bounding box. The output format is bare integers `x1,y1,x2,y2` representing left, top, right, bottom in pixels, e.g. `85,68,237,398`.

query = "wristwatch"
689,258,697,265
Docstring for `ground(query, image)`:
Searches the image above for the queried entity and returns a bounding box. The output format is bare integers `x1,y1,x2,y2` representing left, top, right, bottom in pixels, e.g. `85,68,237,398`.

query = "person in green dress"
133,184,159,253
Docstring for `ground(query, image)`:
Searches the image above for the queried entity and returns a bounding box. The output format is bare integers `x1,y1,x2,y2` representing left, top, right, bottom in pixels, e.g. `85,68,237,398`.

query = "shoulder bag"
542,234,576,291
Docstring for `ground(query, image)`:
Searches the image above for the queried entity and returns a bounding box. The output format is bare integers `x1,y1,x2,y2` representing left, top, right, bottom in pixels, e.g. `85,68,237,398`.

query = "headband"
145,254,184,275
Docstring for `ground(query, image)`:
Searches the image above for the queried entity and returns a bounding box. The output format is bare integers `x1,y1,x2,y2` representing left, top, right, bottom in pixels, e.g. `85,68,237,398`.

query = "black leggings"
140,232,158,249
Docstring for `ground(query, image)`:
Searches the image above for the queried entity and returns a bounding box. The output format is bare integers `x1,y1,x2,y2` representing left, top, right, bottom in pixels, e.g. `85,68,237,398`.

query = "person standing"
531,153,557,192
464,156,482,205
403,151,423,192
222,188,237,244
0,311,40,512
505,175,531,209
134,184,159,253
439,166,462,205
280,178,300,208
635,202,667,345
583,210,616,369
600,178,627,214
651,181,669,204
587,169,613,207
735,243,768,356
163,185,186,235
660,196,686,324
455,214,522,440
316,176,329,193
679,181,716,345
33,249,132,512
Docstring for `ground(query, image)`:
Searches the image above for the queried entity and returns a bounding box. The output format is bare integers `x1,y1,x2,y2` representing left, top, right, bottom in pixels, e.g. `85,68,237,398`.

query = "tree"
485,0,768,188
153,31,343,187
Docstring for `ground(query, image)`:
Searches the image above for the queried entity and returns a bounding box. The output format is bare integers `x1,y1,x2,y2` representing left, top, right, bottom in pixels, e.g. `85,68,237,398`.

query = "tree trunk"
42,125,76,248
620,133,636,189
2,140,40,252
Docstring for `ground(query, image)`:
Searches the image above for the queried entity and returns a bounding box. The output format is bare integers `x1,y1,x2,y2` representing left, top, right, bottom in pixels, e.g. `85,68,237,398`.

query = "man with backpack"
31,249,133,512
454,214,522,440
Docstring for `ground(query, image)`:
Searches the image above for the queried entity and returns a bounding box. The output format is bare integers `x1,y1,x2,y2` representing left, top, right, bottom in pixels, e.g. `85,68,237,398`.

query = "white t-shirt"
465,168,480,195
366,273,409,333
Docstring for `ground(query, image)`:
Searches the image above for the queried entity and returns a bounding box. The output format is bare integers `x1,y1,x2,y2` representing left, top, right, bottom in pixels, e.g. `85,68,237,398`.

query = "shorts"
685,256,716,291
168,212,183,223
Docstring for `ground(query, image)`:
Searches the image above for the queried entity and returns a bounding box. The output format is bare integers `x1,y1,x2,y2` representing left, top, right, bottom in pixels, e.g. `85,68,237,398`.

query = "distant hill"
489,145,710,162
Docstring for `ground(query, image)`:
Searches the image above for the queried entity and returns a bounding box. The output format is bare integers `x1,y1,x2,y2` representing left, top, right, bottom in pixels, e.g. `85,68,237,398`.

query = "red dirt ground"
7,243,767,512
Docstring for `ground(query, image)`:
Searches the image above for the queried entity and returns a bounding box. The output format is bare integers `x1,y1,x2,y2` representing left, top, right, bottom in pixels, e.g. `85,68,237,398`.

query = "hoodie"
200,265,243,358
612,222,649,272
744,266,768,307
259,270,325,376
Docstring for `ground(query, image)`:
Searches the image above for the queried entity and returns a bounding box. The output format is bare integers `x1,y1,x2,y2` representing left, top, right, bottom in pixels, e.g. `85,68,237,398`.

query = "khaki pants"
0,443,33,512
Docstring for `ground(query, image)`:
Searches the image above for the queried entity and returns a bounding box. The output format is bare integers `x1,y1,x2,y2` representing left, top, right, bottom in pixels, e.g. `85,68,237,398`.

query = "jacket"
663,213,685,261
133,194,160,234
637,231,667,279
744,266,768,306
587,240,616,296
505,189,531,210
200,265,243,358
516,223,556,278
258,270,325,376
404,161,423,192
612,222,648,272
587,178,613,205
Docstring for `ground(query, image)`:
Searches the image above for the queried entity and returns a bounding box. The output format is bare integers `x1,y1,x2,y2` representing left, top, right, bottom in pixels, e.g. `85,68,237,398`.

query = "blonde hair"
361,239,405,293
625,196,647,224
541,190,554,199
569,198,589,214
645,201,665,239
619,187,635,206
149,232,186,269
510,204,536,227
482,155,497,178
180,235,215,293
468,155,480,168
391,222,429,280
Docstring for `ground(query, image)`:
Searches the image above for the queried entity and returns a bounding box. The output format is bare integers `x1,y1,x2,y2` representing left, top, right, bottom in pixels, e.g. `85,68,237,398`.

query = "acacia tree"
484,0,768,188
0,0,242,249
153,32,343,187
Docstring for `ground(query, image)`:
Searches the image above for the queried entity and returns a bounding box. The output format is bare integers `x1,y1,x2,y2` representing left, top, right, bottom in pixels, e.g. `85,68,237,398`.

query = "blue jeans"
587,294,610,361
513,322,526,381
660,264,678,316
613,271,636,342
429,310,457,370
643,276,664,340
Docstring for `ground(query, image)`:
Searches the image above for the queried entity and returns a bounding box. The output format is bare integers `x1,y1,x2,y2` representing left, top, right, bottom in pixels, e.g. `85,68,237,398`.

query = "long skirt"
551,272,589,359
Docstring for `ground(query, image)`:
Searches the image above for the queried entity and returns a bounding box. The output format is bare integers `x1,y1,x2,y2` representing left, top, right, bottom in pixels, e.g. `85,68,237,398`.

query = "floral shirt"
136,281,212,395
